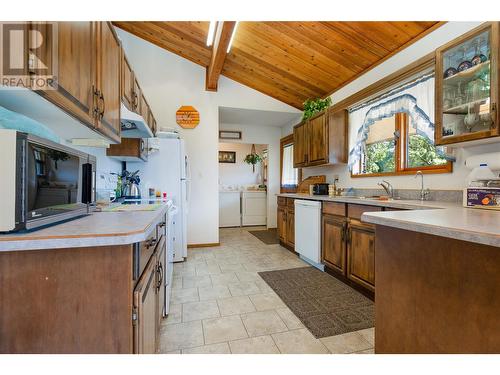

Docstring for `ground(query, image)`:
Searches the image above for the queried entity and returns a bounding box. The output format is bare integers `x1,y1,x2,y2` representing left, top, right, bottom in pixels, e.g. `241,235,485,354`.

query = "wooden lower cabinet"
133,248,158,354
286,210,295,247
277,207,287,243
277,197,295,251
346,220,375,292
322,214,346,274
0,221,167,353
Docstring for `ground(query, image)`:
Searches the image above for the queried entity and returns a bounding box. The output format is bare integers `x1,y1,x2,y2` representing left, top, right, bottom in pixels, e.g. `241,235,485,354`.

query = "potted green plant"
302,97,332,120
244,144,262,173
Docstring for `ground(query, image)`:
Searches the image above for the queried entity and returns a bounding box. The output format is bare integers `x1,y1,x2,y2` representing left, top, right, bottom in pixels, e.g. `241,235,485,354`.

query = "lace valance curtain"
348,74,435,170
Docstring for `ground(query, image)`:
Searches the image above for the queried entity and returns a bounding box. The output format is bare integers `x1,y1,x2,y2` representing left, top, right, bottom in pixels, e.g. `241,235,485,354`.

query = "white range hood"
120,103,153,139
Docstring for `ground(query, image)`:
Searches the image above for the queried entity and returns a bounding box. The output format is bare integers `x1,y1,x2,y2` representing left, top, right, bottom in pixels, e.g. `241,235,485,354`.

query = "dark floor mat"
258,267,374,338
248,228,279,245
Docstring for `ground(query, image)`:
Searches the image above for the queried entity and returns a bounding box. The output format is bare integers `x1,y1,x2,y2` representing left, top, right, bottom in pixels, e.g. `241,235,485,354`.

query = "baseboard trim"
187,242,220,248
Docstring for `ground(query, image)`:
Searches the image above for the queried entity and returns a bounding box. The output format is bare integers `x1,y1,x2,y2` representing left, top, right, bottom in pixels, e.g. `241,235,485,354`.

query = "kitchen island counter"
0,203,169,252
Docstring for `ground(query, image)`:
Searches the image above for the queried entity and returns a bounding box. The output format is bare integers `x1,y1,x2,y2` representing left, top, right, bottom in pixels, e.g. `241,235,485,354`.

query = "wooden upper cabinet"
121,49,135,111
435,22,499,145
347,220,375,292
96,22,121,143
292,108,347,168
308,111,328,165
139,92,150,123
322,214,347,275
293,121,308,167
42,22,97,128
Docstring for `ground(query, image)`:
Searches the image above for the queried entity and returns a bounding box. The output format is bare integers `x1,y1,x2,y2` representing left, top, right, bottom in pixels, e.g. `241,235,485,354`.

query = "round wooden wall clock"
176,106,200,129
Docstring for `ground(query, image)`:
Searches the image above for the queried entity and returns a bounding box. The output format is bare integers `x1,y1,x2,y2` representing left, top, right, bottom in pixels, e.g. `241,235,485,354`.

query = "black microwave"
0,130,96,232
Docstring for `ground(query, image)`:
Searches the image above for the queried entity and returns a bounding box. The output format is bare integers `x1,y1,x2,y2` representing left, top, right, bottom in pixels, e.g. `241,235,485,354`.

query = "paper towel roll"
465,152,500,170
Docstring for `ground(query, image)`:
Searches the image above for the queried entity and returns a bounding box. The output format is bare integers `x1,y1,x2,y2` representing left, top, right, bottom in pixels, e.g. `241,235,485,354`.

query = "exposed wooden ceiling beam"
206,21,236,91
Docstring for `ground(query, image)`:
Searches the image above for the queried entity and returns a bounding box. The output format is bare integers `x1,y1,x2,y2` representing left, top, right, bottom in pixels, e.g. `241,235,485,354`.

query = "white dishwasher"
294,200,324,271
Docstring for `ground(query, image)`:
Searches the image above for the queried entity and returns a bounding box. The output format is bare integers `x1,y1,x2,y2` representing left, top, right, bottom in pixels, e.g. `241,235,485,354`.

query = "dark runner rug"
248,228,279,245
258,267,374,338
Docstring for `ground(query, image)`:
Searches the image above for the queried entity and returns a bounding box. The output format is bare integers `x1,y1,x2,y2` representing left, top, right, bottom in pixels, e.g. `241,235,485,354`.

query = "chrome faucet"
415,171,430,201
378,180,394,198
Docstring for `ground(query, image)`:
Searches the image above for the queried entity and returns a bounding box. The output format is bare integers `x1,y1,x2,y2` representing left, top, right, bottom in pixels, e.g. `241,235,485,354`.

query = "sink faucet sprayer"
415,171,430,201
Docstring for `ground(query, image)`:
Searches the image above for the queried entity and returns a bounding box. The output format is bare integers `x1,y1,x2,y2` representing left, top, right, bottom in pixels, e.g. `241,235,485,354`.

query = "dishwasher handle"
294,199,321,208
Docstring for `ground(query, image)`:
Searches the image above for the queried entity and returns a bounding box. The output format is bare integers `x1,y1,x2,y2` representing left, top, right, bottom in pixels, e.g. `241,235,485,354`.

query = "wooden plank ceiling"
112,21,442,109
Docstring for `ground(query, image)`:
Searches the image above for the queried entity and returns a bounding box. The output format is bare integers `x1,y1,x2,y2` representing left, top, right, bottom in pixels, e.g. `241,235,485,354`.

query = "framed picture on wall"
219,130,242,140
219,151,236,163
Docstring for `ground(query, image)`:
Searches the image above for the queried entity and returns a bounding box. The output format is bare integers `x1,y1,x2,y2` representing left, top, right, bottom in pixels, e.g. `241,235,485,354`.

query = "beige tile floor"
159,227,375,354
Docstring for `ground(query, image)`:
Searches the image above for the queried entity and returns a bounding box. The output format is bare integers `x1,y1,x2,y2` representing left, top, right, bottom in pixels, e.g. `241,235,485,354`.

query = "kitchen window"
350,73,452,177
280,134,301,192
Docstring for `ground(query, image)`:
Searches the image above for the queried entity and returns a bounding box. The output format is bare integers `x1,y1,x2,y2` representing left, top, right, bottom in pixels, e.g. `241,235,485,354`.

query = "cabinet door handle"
346,227,352,245
93,87,101,119
132,91,139,109
98,92,105,119
157,263,163,291
146,238,157,249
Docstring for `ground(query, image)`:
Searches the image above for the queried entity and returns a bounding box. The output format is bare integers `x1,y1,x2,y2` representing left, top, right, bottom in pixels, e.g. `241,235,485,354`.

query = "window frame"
352,112,452,178
280,134,302,192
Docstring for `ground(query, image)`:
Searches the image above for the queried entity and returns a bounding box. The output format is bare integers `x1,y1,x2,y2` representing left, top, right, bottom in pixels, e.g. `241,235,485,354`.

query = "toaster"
312,183,329,195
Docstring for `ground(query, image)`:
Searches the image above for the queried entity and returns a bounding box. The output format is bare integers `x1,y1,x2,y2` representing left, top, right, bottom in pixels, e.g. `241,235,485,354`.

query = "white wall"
219,143,266,187
219,123,282,228
117,29,298,244
288,22,500,190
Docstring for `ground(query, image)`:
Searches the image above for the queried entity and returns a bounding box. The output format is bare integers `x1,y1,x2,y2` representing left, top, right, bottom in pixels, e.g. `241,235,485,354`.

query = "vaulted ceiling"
113,21,442,109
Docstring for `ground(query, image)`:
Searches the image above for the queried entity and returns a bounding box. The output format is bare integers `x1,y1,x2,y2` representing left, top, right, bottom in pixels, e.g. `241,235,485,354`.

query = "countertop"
277,193,461,210
278,193,500,247
0,203,169,252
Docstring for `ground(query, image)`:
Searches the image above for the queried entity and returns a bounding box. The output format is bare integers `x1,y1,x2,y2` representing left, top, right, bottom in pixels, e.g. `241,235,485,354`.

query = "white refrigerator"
128,137,189,262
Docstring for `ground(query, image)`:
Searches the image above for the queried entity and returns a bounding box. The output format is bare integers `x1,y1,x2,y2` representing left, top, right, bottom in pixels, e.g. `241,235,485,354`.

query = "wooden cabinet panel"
133,250,158,354
0,244,133,353
277,196,287,207
322,201,346,216
107,138,148,162
322,214,346,274
277,207,286,243
308,112,328,165
286,210,295,247
96,22,121,143
121,49,135,111
139,91,149,122
293,121,308,167
42,22,97,129
328,109,348,164
292,108,347,168
347,203,382,221
347,220,375,291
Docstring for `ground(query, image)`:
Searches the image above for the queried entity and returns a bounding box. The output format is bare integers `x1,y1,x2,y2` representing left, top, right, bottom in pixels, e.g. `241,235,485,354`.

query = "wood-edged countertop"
277,193,500,247
0,203,169,252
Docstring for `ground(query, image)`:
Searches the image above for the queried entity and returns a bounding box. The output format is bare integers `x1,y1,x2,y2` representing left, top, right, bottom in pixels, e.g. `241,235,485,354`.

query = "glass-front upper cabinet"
435,22,499,145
